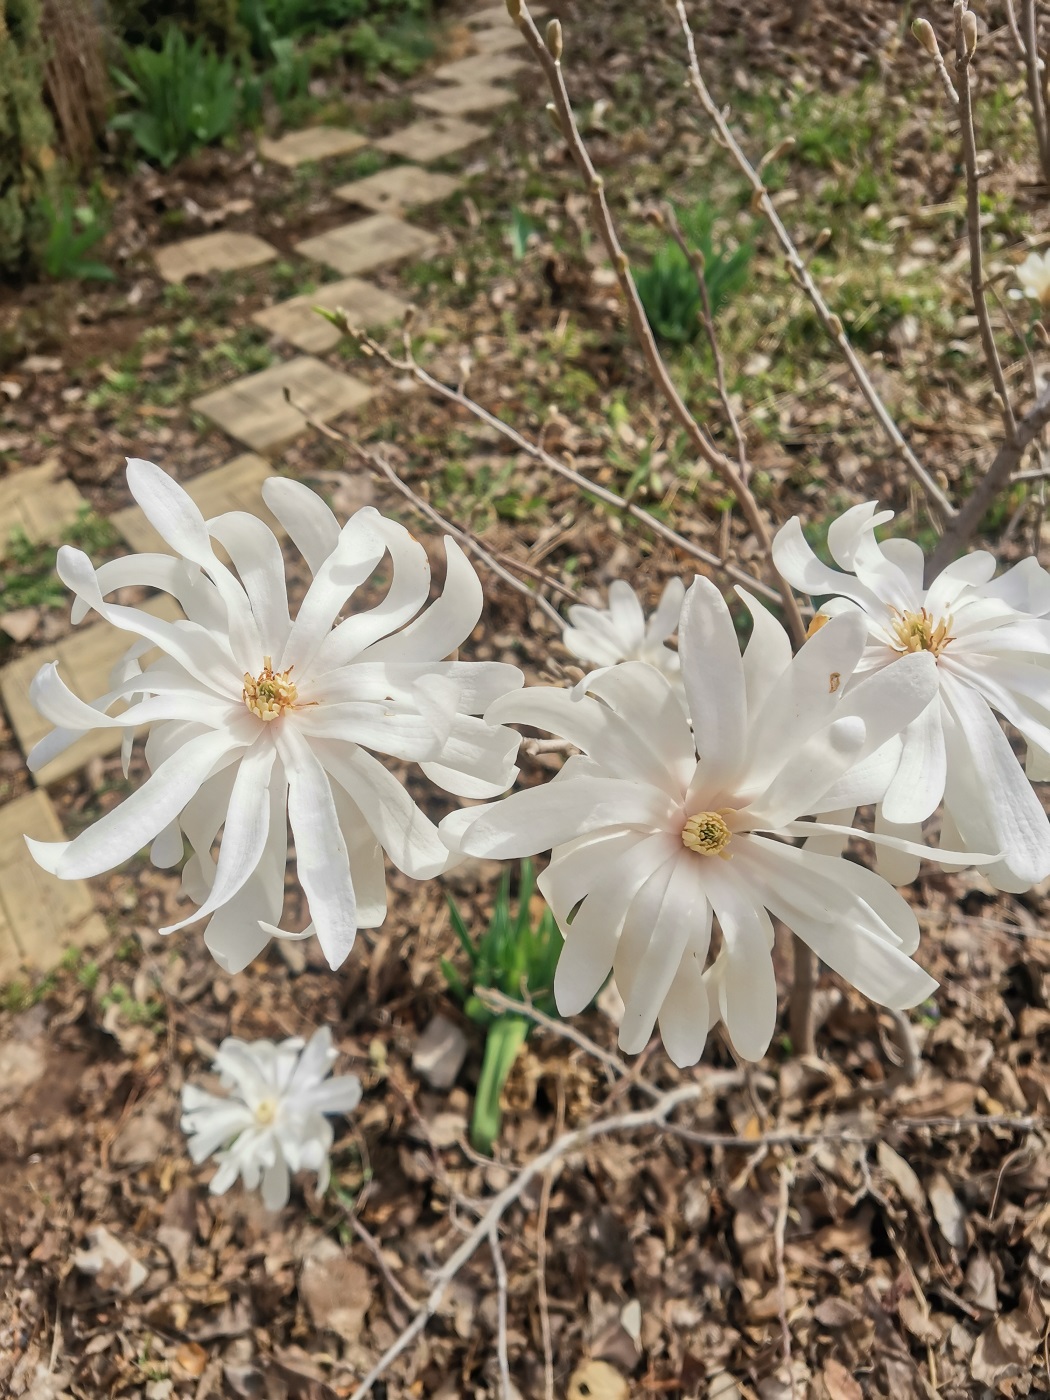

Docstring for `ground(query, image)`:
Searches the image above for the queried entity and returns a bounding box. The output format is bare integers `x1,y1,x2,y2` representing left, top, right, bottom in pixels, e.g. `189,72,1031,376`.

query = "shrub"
0,0,57,276
37,188,112,281
110,28,242,167
635,200,753,346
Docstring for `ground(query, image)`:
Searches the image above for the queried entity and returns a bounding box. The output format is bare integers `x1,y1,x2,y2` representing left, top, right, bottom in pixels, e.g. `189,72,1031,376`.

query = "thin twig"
1022,0,1050,184
954,0,1017,444
490,1226,513,1400
1005,0,1026,58
475,985,637,1088
774,1161,795,1399
928,380,1050,569
347,1214,421,1315
511,0,808,646
661,201,750,479
536,1077,564,1400
344,1082,706,1400
672,0,956,525
337,322,785,606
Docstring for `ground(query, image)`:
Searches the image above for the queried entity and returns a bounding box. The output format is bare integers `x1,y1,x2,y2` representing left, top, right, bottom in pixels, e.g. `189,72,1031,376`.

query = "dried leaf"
927,1172,966,1250
822,1358,863,1400
567,1360,630,1400
876,1141,925,1214
298,1237,371,1343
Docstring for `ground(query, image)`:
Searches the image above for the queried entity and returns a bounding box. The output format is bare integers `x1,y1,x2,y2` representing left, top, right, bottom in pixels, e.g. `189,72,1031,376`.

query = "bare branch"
489,1226,512,1400
1022,0,1050,184
954,0,1018,444
337,320,788,608
660,201,751,480
672,0,956,525
511,0,808,647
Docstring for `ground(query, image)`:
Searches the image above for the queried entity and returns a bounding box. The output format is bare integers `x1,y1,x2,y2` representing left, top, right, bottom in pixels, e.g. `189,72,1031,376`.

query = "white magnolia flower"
1009,249,1050,307
773,503,1050,891
443,577,944,1066
181,1026,360,1210
26,460,523,972
562,578,685,682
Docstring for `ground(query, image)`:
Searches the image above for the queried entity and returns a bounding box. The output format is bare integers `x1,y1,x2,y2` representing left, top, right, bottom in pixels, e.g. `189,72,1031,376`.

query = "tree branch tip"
912,17,940,56
545,17,563,60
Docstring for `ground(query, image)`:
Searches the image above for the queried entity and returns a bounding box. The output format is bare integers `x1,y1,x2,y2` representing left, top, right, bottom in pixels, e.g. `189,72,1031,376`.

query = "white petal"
678,576,748,795
881,695,946,824
208,511,292,660
738,587,793,721
657,914,714,1068
279,512,386,675
772,515,884,613
702,863,778,1062
279,727,358,968
358,537,482,664
262,476,340,574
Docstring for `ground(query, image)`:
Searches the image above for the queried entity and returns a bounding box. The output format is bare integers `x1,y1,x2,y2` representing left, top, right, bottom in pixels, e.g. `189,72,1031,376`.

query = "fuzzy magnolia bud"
546,17,563,60
545,102,563,136
505,0,521,19
911,17,939,56
961,8,978,56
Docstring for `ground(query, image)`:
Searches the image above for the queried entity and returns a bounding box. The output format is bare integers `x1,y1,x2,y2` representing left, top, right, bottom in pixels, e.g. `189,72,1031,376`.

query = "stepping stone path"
0,1,527,975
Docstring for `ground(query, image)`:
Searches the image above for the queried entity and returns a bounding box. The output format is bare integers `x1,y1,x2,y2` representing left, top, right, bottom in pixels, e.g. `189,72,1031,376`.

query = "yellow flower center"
254,1098,277,1125
682,810,732,858
243,656,298,721
806,613,830,638
888,607,954,658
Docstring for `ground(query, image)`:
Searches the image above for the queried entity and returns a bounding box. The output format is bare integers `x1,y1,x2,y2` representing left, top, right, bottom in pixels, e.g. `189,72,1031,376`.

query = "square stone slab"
470,26,527,52
112,454,281,553
193,356,373,452
253,278,410,353
433,52,526,83
415,84,514,117
0,790,106,979
154,231,278,285
259,126,368,167
376,117,490,163
0,594,181,787
0,460,88,548
334,165,462,215
295,215,437,277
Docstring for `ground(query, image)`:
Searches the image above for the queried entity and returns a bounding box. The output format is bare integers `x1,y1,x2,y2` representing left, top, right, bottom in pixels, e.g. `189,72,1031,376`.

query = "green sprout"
442,861,563,1155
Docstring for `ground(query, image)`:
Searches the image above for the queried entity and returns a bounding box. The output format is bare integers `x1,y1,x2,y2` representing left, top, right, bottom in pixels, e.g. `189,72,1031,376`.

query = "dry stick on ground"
508,0,808,648
671,0,955,526
660,201,751,480
335,320,786,607
774,1161,795,1398
489,1226,512,1400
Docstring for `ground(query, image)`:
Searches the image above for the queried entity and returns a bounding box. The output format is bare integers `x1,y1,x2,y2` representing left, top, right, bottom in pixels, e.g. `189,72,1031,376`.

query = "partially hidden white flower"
26,459,524,972
181,1026,360,1210
442,576,946,1067
1009,249,1050,307
774,503,1050,891
562,578,685,682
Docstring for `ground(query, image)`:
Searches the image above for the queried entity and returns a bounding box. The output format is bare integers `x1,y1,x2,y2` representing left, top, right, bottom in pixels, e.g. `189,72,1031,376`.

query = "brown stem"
1022,0,1050,184
789,942,817,1057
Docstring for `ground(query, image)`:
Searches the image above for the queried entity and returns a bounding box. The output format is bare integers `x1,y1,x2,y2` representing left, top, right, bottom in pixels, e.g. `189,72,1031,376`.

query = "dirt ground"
4,0,1050,1396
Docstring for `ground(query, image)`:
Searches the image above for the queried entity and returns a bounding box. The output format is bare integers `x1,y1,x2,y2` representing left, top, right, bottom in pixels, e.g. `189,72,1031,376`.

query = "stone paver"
0,460,88,547
154,231,278,285
259,126,368,167
415,84,514,117
193,356,373,453
334,165,462,215
376,116,490,162
433,52,526,84
0,790,107,979
112,454,281,553
296,215,437,278
469,27,527,53
0,594,181,787
468,3,542,23
253,278,410,353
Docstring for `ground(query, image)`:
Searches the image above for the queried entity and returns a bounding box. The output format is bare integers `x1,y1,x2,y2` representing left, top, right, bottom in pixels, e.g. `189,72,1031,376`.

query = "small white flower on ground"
25,460,524,972
181,1026,361,1210
1010,249,1050,307
442,576,943,1066
562,578,685,682
773,502,1050,891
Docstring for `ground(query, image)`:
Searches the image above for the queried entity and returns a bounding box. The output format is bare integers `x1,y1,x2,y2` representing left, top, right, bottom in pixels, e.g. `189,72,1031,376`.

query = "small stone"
0,607,40,642
192,356,373,452
468,2,545,24
433,52,526,83
258,126,367,167
334,165,462,216
253,277,409,353
414,84,514,117
412,1014,468,1090
0,459,88,546
470,25,527,52
74,1227,148,1296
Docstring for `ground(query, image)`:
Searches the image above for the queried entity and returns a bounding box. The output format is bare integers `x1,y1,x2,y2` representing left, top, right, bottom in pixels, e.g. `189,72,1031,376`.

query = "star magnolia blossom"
181,1026,360,1210
442,577,945,1066
26,460,524,971
773,503,1050,891
562,578,685,684
1009,249,1050,308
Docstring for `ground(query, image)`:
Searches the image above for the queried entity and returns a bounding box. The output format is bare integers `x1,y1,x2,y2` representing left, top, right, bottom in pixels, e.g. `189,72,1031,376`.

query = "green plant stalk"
470,1015,529,1155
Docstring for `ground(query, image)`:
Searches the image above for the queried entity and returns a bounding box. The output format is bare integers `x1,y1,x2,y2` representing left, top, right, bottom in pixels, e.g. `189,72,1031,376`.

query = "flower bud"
505,0,521,19
911,17,939,56
546,17,563,60
961,8,978,56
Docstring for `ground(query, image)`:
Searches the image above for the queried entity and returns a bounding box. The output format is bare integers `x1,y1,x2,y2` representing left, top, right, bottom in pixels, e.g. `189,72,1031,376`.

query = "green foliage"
0,0,58,276
239,0,428,57
442,862,564,1154
0,509,120,612
38,189,112,281
635,202,753,346
110,29,241,167
109,0,248,53
508,207,538,261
